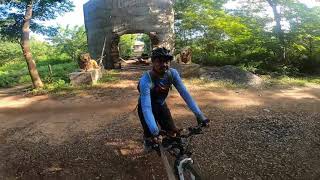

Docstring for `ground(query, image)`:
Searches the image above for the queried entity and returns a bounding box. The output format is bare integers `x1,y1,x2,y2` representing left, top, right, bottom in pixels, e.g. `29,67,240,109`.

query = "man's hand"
201,119,210,127
197,117,210,127
196,114,210,127
152,135,163,144
167,128,181,137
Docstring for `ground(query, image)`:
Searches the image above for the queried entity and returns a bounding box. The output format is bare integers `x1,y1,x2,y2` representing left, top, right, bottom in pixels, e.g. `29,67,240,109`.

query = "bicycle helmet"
151,47,173,61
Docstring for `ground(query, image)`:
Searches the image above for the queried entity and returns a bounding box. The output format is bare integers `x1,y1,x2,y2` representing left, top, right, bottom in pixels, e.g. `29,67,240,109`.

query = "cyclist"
137,47,209,150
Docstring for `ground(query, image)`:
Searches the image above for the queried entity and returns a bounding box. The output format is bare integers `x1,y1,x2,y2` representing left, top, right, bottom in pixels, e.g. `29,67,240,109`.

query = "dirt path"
0,71,319,179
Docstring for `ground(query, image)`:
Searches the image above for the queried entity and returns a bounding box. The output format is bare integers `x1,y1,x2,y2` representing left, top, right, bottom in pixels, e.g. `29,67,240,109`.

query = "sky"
43,0,320,27
224,0,320,9
43,0,89,27
33,0,320,40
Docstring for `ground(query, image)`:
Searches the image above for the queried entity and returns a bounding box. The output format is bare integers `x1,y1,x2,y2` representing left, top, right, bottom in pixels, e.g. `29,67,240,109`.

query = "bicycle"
150,124,206,180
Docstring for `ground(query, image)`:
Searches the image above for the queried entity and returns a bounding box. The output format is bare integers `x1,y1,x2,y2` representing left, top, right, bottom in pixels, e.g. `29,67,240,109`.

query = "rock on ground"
69,69,102,86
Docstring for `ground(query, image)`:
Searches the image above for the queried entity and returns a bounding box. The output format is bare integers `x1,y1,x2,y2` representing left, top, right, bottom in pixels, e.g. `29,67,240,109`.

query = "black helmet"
151,47,173,61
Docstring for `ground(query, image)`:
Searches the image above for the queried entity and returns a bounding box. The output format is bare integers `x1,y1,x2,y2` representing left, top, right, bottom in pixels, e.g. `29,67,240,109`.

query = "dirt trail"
0,70,319,179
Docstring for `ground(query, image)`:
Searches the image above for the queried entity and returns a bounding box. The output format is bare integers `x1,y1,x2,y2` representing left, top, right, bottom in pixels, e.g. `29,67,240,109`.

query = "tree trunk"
20,0,44,88
266,0,286,61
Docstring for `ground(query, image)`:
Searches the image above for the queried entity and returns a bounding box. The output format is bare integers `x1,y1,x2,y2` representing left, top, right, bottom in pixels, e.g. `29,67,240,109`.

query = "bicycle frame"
155,125,204,180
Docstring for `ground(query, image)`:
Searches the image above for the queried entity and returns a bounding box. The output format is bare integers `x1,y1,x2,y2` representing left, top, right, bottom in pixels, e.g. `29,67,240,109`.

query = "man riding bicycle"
137,47,209,150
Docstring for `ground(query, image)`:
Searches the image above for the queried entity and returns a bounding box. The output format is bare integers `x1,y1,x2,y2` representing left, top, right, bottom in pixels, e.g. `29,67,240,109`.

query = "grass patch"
185,78,247,90
0,57,78,88
262,75,320,88
98,70,120,83
28,70,120,96
185,75,320,91
28,80,97,96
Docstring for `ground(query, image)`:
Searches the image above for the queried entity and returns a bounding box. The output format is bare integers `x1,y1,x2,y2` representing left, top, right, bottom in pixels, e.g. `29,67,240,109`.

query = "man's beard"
159,67,168,75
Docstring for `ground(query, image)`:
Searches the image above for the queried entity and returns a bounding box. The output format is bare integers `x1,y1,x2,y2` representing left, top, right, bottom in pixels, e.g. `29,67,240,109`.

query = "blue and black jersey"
138,68,206,136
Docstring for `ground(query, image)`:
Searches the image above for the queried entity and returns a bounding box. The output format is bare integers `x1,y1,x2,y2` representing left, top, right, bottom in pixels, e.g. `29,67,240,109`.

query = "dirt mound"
200,65,263,87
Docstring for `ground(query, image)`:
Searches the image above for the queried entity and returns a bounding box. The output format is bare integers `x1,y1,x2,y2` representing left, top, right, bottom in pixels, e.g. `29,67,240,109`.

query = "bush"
194,52,238,66
295,56,320,74
0,41,23,66
0,57,77,88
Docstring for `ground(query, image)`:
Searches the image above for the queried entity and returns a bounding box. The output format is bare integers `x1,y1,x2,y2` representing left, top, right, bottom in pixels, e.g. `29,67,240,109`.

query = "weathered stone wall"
84,0,174,69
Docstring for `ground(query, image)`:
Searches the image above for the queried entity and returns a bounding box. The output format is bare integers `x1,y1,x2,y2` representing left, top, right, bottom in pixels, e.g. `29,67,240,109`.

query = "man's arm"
139,74,159,136
170,68,207,122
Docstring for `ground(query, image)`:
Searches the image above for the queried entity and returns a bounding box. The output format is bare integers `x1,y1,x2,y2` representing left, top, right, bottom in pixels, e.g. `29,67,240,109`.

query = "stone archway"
84,0,174,69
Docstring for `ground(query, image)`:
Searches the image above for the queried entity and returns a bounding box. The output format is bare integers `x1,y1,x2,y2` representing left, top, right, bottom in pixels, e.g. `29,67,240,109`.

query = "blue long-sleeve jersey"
139,68,206,136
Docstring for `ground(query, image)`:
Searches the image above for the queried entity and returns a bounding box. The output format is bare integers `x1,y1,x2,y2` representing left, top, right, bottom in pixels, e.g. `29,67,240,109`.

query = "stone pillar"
110,35,121,69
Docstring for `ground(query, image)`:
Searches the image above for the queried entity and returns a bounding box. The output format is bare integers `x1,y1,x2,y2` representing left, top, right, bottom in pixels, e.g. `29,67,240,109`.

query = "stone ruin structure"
83,0,175,69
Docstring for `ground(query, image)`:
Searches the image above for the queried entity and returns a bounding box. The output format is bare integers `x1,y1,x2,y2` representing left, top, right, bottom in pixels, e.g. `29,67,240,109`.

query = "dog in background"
174,47,192,64
78,53,100,71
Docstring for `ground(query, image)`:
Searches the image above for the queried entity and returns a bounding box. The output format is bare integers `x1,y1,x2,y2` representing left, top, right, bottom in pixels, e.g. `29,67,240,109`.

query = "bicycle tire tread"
184,163,202,180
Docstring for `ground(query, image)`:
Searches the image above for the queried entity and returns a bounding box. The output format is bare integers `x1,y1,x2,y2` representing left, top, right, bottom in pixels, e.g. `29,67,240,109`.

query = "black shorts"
138,102,176,138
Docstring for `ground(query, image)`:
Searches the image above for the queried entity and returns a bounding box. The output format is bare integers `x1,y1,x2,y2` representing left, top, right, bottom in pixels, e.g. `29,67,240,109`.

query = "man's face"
152,57,170,75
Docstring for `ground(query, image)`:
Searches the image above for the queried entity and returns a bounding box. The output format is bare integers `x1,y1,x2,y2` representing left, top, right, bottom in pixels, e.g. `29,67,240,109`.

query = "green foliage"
50,25,88,61
30,38,57,60
174,0,320,75
185,78,247,90
0,0,74,40
0,38,121,91
140,34,152,56
263,75,320,88
175,0,255,66
0,39,78,88
0,40,23,65
44,79,69,91
119,34,137,58
0,57,77,88
0,0,75,89
29,79,72,96
0,61,28,87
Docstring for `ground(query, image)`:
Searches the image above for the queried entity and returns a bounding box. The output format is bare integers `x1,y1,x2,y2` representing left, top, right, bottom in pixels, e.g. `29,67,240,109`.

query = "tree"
0,0,74,88
51,25,88,61
118,34,137,58
174,0,320,73
266,0,286,61
174,0,252,65
140,34,152,55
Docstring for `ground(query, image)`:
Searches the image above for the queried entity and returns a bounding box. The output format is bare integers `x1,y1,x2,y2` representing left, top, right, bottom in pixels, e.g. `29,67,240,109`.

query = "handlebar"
149,122,209,158
157,124,203,140
183,125,204,137
151,124,204,149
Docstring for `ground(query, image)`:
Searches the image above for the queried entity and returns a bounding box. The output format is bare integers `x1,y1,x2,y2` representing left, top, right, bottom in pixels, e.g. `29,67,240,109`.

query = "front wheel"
183,163,201,180
175,159,202,180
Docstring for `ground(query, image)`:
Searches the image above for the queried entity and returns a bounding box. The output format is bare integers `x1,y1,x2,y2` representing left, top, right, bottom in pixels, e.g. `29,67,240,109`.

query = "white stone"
69,69,102,86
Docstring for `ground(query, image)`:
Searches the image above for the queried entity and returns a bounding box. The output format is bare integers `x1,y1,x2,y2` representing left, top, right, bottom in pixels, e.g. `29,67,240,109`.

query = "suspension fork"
177,158,195,180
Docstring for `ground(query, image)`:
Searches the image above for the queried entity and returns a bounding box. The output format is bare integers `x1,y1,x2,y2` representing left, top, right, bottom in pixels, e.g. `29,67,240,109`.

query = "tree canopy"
174,0,320,74
50,25,88,61
0,0,74,88
0,0,74,41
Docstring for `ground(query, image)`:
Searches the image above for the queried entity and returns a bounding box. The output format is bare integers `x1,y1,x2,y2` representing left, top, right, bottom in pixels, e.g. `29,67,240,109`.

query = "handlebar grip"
188,126,203,135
